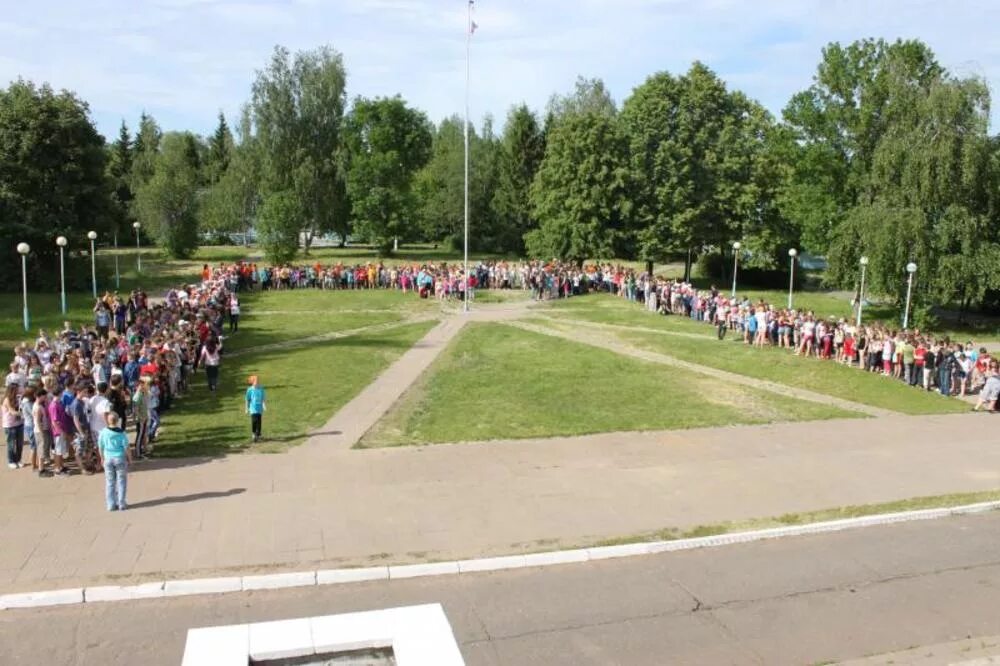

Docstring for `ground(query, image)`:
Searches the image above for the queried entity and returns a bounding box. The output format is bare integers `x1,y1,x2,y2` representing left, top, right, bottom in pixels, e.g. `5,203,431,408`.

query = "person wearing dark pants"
245,375,266,443
200,338,222,393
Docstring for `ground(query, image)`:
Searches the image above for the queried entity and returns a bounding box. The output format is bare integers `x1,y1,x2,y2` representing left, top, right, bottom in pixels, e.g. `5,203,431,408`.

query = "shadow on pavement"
128,488,246,509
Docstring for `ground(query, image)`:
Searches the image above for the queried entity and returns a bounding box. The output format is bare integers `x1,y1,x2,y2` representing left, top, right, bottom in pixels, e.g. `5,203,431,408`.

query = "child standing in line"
245,375,266,443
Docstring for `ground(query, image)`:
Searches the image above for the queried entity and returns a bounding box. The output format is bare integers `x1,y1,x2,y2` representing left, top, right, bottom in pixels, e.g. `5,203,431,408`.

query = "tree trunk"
683,247,693,282
645,260,653,276
303,228,314,256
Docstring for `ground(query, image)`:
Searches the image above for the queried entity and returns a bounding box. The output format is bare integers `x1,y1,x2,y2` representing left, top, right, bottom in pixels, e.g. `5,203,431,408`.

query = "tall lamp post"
17,243,30,331
133,222,142,272
56,236,68,314
87,231,98,299
787,248,798,309
730,241,741,298
113,231,120,289
903,262,918,330
857,256,869,327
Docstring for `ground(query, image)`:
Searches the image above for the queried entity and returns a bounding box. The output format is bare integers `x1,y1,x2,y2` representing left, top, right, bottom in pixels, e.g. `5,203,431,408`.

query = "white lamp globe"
16,242,30,255
788,248,798,257
133,222,141,230
87,231,98,240
906,262,917,273
732,241,741,250
56,236,67,247
860,256,869,266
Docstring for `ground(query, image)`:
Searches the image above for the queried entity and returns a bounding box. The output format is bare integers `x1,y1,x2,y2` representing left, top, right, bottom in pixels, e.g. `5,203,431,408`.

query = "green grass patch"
545,294,715,336
156,320,437,457
360,322,857,447
604,326,970,415
591,489,1000,547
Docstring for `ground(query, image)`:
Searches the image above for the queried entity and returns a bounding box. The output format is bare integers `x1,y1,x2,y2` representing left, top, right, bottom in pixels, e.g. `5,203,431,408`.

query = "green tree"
0,80,112,288
825,69,999,318
251,45,348,256
205,111,234,184
414,116,466,243
256,190,303,264
491,104,544,254
781,38,943,254
342,95,433,254
621,63,778,277
107,120,134,234
132,132,201,258
130,111,161,192
526,110,631,264
199,106,261,244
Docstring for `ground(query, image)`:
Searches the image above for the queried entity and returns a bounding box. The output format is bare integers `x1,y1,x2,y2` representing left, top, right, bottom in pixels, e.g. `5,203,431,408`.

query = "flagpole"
463,0,471,313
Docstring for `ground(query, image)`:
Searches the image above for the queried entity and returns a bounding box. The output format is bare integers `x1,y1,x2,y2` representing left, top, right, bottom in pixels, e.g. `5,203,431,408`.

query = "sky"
1,0,998,140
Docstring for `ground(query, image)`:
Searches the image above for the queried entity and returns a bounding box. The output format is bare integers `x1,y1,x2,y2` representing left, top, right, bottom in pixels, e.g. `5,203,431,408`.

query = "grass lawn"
552,320,970,415
360,322,857,448
157,320,437,457
545,294,716,336
225,289,439,353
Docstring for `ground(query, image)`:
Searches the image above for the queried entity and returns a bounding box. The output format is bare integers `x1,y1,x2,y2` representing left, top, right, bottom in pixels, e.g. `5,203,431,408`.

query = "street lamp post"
133,222,142,272
16,242,30,332
113,231,120,289
56,236,68,314
87,231,98,299
731,242,741,298
858,256,869,327
788,248,798,309
903,262,918,330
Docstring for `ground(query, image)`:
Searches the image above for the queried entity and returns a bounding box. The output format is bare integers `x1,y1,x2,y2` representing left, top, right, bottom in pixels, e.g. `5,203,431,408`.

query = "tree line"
1,38,999,317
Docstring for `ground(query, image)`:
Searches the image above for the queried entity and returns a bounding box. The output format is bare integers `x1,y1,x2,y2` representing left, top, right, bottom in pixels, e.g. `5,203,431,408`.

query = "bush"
695,252,805,290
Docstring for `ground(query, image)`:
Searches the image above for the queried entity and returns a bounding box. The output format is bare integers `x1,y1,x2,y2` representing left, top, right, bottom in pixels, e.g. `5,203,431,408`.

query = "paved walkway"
6,512,1000,665
511,319,895,417
1,409,998,594
1,300,995,595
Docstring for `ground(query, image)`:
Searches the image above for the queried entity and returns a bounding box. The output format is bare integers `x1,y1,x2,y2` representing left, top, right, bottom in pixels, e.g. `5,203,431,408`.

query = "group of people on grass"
2,277,238,510
605,273,1000,411
208,259,595,302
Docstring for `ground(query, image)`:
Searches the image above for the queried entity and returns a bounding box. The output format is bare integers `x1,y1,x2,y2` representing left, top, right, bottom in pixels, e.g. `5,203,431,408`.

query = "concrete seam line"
3,500,999,610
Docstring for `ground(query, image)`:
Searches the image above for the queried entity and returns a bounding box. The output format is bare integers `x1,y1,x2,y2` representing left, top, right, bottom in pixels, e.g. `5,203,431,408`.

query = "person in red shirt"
843,332,855,366
914,340,927,388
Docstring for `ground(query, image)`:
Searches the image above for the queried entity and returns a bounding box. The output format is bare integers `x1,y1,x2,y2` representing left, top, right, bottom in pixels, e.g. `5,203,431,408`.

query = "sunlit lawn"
158,320,437,457
535,314,969,416
359,322,857,447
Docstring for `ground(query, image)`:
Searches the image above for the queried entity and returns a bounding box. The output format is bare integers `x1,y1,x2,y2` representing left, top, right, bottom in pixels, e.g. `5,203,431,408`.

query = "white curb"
164,577,243,598
0,587,83,609
389,561,460,580
316,566,388,585
3,499,999,611
242,571,316,591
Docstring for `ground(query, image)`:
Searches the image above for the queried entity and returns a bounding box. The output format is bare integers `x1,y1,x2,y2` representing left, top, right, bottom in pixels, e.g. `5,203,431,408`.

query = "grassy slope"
360,322,857,447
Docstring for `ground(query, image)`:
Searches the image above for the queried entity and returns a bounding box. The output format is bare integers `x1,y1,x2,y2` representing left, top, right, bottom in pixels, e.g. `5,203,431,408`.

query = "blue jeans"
105,456,128,510
6,425,23,465
939,368,951,396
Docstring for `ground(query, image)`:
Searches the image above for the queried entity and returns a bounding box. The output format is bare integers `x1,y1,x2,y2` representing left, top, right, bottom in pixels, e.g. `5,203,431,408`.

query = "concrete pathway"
1,410,998,595
5,512,1000,665
511,319,895,417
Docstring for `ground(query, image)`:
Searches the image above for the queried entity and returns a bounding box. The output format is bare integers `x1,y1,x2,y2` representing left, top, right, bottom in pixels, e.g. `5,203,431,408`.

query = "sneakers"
7,463,16,470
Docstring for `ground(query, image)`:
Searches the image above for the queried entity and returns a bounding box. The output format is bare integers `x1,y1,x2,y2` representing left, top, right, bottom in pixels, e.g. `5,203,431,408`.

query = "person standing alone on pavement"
245,375,266,443
99,412,131,511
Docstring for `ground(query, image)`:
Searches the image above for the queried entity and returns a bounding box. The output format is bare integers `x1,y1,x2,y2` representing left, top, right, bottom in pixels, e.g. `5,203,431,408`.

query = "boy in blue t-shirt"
245,375,266,443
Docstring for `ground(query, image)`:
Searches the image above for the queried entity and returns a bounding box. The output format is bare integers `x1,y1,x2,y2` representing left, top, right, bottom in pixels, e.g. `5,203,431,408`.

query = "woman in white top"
199,337,223,393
